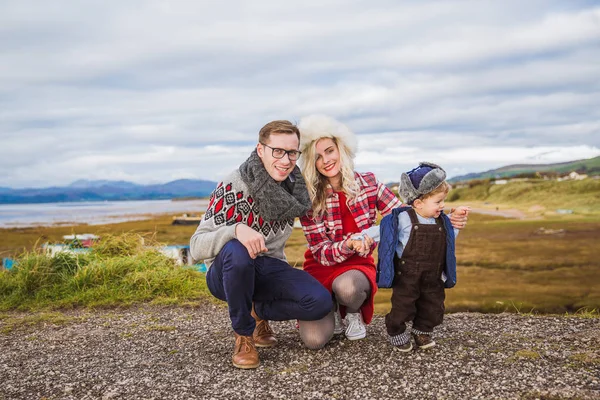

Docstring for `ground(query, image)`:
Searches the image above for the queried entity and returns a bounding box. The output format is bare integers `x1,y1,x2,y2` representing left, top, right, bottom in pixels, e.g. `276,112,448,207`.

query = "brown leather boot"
232,334,260,369
251,305,277,348
412,333,436,349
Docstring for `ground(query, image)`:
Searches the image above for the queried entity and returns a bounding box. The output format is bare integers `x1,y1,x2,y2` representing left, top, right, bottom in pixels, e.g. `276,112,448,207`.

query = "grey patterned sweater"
190,169,295,266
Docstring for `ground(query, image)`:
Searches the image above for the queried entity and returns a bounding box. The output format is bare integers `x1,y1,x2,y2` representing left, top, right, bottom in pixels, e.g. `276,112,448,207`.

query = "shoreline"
0,199,209,229
0,205,531,230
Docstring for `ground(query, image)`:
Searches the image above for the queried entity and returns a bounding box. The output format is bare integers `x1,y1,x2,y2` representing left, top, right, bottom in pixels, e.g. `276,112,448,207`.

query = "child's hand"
449,206,470,229
453,206,470,216
354,234,374,256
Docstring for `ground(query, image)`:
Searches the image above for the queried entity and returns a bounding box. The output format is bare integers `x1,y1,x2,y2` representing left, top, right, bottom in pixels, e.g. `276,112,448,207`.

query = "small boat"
172,213,203,225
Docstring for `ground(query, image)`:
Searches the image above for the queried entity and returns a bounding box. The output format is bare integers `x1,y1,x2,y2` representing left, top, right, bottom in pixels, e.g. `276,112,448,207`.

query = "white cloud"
1,0,599,188
357,143,600,183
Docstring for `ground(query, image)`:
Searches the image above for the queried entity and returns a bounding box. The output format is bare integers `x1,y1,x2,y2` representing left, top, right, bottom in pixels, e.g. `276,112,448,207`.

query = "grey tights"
298,270,370,349
331,269,370,313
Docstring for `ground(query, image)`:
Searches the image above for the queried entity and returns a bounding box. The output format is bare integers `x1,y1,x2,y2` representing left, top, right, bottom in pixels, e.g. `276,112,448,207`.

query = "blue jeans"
206,239,332,336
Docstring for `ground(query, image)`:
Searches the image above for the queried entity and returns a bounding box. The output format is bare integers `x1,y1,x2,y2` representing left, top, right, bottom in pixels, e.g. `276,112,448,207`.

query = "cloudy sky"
2,0,599,188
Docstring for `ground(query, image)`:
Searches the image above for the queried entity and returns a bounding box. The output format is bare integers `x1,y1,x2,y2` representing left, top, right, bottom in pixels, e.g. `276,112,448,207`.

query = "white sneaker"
345,312,366,340
333,309,344,335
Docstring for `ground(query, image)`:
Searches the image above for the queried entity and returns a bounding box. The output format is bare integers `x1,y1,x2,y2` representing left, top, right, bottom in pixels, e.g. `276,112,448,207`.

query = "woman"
297,115,467,349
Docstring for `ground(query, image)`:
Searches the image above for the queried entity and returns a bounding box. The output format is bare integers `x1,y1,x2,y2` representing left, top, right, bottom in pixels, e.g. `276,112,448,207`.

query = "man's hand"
235,224,268,259
449,206,470,229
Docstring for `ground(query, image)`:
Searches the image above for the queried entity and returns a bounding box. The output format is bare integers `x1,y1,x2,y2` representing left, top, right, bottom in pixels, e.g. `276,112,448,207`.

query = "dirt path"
467,207,527,219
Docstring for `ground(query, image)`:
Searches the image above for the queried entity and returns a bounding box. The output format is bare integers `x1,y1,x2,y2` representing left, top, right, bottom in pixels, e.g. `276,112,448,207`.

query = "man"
190,120,332,369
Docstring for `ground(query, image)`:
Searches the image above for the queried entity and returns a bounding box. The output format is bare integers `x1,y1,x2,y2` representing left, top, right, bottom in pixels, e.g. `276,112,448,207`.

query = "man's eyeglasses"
260,142,302,161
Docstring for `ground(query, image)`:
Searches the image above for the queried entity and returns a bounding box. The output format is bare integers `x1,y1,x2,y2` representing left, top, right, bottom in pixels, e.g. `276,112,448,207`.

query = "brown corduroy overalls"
385,208,447,336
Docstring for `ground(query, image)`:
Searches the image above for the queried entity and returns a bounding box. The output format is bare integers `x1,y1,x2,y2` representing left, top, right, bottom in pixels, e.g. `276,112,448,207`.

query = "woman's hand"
449,206,470,229
346,237,359,251
348,234,374,256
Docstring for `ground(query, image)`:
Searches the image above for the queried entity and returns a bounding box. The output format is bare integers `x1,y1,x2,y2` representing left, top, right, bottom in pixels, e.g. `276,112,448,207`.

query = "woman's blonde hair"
300,136,360,218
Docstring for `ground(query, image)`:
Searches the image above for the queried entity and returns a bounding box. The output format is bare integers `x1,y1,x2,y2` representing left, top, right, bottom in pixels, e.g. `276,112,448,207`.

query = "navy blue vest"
376,207,457,289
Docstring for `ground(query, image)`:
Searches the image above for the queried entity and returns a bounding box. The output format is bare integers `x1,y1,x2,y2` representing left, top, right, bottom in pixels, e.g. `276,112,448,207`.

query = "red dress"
303,192,378,324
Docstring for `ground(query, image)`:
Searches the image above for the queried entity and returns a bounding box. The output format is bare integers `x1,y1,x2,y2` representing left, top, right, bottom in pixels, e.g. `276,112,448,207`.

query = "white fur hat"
298,114,358,156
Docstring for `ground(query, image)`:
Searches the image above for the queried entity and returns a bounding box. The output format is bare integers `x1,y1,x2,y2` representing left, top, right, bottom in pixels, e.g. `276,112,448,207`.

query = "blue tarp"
2,258,15,270
191,263,207,273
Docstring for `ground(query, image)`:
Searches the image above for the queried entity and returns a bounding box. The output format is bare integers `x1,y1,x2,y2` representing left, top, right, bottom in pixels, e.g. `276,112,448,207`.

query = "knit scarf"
239,150,311,221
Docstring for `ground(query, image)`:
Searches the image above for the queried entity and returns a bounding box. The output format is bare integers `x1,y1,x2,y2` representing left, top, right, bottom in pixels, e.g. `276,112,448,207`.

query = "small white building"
569,171,588,180
42,242,203,269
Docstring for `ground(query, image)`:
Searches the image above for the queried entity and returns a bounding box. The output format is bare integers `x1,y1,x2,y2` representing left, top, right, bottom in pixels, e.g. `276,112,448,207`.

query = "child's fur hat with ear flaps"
399,162,446,205
298,114,358,156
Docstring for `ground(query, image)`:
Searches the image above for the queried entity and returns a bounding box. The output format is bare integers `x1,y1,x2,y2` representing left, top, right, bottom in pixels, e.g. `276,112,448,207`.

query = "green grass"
370,212,600,315
1,197,600,315
0,312,82,333
449,178,600,214
509,349,543,362
0,233,210,311
569,308,600,319
569,352,600,365
452,155,600,180
148,324,177,332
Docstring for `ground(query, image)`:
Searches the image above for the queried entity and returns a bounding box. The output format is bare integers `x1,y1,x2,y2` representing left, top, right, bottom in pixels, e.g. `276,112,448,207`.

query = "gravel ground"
1,302,598,400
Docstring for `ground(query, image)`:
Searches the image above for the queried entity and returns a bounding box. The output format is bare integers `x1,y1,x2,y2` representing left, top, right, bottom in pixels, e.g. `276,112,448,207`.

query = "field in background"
376,211,600,314
0,216,194,258
448,178,600,215
287,210,600,315
1,193,599,314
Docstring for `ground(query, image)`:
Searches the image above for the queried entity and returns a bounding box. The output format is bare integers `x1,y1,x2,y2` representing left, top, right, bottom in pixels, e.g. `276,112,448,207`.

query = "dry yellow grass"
2,208,598,314
374,265,599,314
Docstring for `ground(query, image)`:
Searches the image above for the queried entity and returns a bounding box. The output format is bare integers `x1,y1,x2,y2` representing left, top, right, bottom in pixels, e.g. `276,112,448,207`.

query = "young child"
352,162,469,352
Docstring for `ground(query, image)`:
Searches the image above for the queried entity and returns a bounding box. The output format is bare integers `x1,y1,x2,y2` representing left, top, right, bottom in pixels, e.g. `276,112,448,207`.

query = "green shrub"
447,190,460,202
92,233,147,257
0,234,210,311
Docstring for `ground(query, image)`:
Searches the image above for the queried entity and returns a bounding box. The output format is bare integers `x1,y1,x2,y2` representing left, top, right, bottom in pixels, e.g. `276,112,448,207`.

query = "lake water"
0,199,209,228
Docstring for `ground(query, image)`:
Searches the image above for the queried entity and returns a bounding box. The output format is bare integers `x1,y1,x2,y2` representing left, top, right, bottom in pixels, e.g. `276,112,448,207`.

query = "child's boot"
389,331,413,353
412,329,436,349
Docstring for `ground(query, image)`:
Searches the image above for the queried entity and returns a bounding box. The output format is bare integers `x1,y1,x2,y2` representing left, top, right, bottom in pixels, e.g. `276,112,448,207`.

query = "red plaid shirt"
300,172,401,266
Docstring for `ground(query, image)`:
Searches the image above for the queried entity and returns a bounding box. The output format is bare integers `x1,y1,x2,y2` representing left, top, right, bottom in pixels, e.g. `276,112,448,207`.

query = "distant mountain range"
3,155,599,204
0,179,218,204
448,156,600,182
